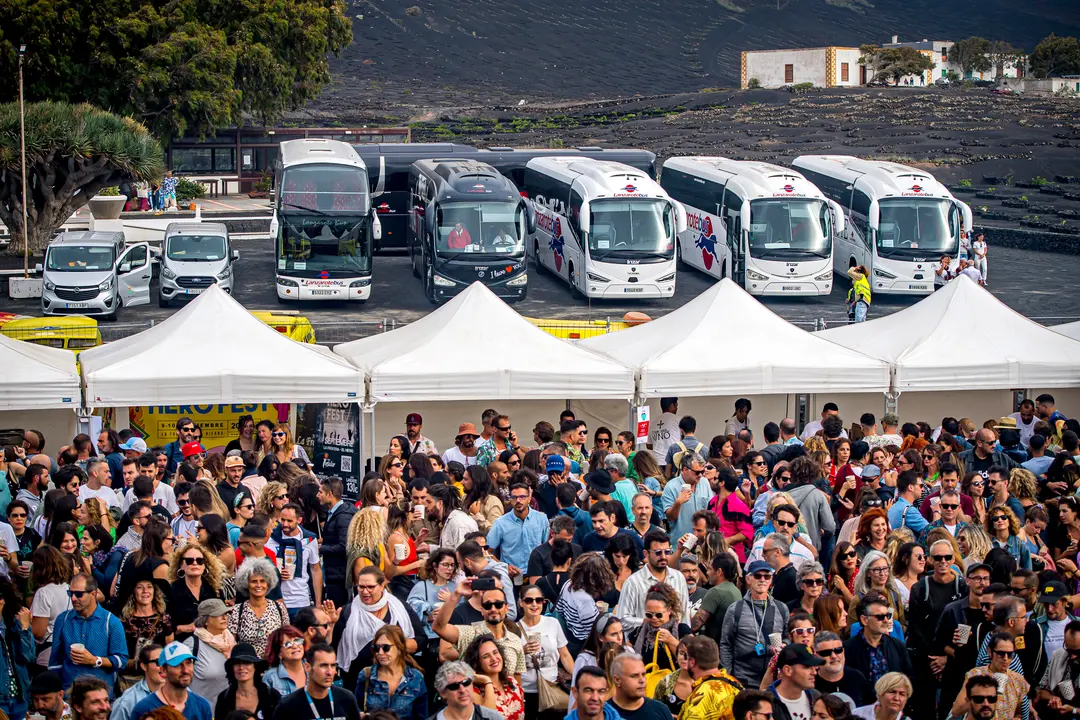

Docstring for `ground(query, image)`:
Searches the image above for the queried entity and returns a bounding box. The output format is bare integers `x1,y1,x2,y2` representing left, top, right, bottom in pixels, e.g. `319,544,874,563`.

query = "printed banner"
296,403,362,501
129,404,283,451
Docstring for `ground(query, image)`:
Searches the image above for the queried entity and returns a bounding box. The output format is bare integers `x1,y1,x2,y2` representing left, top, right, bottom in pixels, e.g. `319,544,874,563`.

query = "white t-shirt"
30,582,71,643
777,690,813,720
973,239,987,259
724,417,748,438
650,412,680,466
960,266,983,283
442,445,478,468
519,615,568,693
1009,413,1038,446
0,523,17,578
79,484,121,509
800,420,848,442
123,482,178,514
1046,617,1069,657
266,532,321,609
745,537,816,573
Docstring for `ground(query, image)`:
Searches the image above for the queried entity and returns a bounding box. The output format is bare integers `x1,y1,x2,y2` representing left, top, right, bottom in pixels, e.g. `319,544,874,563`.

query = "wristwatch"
94,656,103,668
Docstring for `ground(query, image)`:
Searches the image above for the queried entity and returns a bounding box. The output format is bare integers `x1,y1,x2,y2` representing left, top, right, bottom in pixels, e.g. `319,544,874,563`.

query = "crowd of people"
0,392,1079,720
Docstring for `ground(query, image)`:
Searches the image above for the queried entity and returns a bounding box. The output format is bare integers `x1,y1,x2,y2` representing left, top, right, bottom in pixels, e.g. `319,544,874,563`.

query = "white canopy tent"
79,285,364,406
333,282,635,402
1054,320,1080,342
818,275,1080,392
580,278,891,398
0,333,81,410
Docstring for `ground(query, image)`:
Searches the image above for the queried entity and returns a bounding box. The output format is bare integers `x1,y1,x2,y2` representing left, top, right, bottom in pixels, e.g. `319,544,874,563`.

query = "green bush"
1032,176,1049,186
958,179,973,188
98,186,121,196
175,178,208,202
254,170,272,193
747,77,761,89
792,82,815,91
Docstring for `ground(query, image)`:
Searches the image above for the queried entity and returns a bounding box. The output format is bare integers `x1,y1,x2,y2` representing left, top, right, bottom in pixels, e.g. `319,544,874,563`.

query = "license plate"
909,284,928,290
185,288,204,295
624,287,644,293
782,285,801,291
65,303,90,309
310,289,339,296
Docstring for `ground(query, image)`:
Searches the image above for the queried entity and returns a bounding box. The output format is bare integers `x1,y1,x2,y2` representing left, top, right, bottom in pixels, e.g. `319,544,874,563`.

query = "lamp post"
17,44,28,278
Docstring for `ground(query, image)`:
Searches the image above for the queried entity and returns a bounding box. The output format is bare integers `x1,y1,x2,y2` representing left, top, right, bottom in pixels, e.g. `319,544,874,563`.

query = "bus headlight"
586,272,610,283
277,278,298,288
873,267,897,279
657,272,676,283
433,274,455,287
747,269,768,281
506,273,528,287
815,271,833,281
350,279,371,288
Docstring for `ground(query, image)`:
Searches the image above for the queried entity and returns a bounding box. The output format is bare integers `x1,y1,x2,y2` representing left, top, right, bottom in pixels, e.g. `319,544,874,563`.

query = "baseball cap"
965,563,992,578
861,464,882,480
120,437,148,453
29,671,63,695
224,455,244,469
181,441,205,459
406,413,423,425
159,641,195,667
545,455,566,474
778,644,825,668
569,460,582,475
746,560,773,576
197,599,230,618
1039,580,1069,603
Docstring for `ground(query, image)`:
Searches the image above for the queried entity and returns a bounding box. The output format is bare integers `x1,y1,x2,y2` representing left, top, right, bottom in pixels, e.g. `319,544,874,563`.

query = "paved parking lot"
2,237,1078,336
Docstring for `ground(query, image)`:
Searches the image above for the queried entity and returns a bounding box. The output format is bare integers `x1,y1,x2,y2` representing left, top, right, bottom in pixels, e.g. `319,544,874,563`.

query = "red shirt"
447,227,472,249
235,547,277,568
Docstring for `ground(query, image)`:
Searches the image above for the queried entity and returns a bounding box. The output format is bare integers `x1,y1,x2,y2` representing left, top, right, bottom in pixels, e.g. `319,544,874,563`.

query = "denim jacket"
0,619,35,713
360,665,428,720
262,664,302,696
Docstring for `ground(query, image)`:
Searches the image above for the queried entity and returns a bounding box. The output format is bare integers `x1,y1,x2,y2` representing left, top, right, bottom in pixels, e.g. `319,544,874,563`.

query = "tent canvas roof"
580,278,890,397
333,282,634,402
79,285,364,405
0,332,80,410
1053,320,1080,342
818,275,1080,391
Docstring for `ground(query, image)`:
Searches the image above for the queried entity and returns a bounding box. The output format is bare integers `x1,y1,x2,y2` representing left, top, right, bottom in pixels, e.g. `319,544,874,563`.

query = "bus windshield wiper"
281,202,331,217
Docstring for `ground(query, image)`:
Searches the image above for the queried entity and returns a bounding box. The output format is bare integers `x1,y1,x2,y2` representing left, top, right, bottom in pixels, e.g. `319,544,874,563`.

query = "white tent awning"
818,275,1080,391
0,333,81,410
581,278,890,397
333,282,635,402
79,285,364,406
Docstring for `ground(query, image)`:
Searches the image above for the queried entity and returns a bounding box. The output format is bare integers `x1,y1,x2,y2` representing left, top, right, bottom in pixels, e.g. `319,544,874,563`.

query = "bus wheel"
425,266,437,304
568,263,584,300
533,240,546,275
411,248,421,279
276,293,288,305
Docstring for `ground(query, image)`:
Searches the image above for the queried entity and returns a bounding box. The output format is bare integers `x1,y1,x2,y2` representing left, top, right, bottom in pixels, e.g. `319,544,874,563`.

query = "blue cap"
747,560,774,575
159,641,195,667
545,455,566,474
570,460,581,475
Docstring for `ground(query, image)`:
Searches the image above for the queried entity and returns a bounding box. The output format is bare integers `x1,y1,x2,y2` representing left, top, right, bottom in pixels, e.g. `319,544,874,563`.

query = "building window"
785,64,794,83
841,63,849,82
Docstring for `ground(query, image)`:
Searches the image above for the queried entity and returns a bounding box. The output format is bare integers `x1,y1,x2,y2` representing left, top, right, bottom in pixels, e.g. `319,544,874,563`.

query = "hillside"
310,0,1080,112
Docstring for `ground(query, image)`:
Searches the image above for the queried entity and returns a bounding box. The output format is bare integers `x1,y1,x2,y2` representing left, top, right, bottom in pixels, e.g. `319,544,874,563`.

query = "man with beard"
131,642,213,720
962,676,1004,720
442,423,480,468
293,605,334,651
934,563,992,720
29,672,70,720
433,581,526,682
70,677,111,720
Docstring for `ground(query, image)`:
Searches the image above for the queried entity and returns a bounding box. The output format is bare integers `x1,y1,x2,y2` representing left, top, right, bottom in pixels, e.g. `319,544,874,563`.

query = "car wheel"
158,295,169,308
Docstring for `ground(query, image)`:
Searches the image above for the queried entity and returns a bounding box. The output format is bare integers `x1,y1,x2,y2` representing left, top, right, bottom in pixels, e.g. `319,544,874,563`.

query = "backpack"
671,440,704,469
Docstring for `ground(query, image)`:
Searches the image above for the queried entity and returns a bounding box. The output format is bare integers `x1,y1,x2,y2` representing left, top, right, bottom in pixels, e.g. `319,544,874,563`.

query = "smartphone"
472,577,497,592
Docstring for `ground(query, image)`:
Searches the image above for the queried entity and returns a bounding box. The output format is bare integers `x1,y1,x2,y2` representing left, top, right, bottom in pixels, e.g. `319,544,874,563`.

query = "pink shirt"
711,492,753,562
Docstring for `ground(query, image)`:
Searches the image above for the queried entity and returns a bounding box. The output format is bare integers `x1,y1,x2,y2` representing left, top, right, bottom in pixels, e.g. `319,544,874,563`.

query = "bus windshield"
877,197,958,258
277,216,372,276
587,199,674,262
435,202,525,259
46,245,115,271
747,199,831,260
167,235,227,262
280,165,369,214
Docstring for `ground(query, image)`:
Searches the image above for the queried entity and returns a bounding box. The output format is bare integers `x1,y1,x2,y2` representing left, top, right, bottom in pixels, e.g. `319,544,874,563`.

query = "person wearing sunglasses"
812,631,870,704
213,640,281,720
757,610,817,691
357,624,428,720
917,488,968,550
984,506,1032,571
952,632,1027,720
843,594,912,687
515,584,573,717
720,560,789,690
49,572,127,691
432,660,503,720
433,581,525,689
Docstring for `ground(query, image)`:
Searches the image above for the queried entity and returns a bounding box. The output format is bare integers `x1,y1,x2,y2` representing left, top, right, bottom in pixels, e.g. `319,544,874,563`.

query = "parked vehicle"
159,222,237,307
38,231,151,320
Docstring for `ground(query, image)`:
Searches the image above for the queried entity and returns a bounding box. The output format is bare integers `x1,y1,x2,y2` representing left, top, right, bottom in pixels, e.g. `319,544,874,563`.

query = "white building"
883,36,1021,81
741,47,864,89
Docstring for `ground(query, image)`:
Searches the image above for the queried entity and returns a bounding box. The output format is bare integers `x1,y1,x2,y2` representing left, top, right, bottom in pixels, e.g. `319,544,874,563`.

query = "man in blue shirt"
487,482,550,575
131,642,213,720
660,453,713,541
111,644,165,720
887,471,935,535
49,573,127,694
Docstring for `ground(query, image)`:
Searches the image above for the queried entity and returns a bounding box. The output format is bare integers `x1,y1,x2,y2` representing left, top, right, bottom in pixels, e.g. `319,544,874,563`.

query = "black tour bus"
408,159,535,303
353,143,657,251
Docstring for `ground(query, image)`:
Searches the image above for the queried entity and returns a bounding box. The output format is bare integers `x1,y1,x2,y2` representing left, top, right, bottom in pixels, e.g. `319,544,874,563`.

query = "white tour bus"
660,157,844,296
792,155,973,295
522,158,685,299
270,139,381,302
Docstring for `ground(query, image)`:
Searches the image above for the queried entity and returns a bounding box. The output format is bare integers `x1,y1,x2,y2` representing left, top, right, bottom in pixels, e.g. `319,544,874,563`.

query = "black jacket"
214,680,281,720
844,631,913,680
321,501,356,584
768,684,821,720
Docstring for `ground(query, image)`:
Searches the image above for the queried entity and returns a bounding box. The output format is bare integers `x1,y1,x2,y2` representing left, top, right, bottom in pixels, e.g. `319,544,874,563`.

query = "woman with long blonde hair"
346,506,388,592
958,525,993,568
195,478,231,521
256,481,289,524
271,424,310,466
168,542,226,637
83,497,115,537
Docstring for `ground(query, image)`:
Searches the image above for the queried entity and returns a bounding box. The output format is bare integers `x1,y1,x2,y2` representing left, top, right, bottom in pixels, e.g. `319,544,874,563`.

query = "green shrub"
254,170,272,193
958,179,973,188
98,186,121,196
1031,176,1048,186
175,178,208,202
747,77,761,89
792,82,815,91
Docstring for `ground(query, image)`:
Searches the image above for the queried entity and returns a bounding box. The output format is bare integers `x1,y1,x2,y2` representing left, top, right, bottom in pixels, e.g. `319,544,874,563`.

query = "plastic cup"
956,624,971,645
414,504,425,518
596,601,609,614
768,632,783,649
528,632,541,644
993,672,1008,694
394,544,408,561
683,534,698,550
71,643,85,653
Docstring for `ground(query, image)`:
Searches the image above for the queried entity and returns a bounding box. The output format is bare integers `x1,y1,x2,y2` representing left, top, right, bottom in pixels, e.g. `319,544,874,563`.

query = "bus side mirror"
578,201,590,233
269,214,279,238
868,199,880,231
828,200,846,235
673,202,688,233
372,212,382,241
525,203,537,234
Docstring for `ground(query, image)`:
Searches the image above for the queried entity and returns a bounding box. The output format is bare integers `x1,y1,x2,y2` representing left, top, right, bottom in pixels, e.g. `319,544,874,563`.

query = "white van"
39,231,151,320
159,222,237,307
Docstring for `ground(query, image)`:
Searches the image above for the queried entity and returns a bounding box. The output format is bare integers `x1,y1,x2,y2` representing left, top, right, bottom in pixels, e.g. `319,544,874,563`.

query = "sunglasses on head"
481,601,506,610
444,678,474,692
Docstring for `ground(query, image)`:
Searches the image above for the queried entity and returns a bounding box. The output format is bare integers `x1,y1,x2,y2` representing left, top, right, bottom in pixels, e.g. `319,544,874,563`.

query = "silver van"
39,231,151,320
158,222,236,307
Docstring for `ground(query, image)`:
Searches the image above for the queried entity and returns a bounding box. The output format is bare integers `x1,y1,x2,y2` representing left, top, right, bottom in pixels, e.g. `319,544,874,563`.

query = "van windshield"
167,235,227,262
46,245,115,271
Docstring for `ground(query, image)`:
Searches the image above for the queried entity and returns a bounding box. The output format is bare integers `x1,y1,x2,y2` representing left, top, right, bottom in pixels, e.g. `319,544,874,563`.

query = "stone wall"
978,225,1080,254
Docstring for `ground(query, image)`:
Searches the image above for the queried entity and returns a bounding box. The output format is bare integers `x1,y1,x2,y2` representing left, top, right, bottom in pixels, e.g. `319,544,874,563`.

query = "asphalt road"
3,238,1078,339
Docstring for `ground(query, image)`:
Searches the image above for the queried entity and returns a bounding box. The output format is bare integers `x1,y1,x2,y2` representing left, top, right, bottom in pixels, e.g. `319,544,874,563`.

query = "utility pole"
18,44,28,278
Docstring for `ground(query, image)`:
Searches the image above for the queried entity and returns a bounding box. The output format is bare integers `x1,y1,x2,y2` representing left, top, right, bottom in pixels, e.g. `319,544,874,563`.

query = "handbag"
537,670,570,712
644,637,675,697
